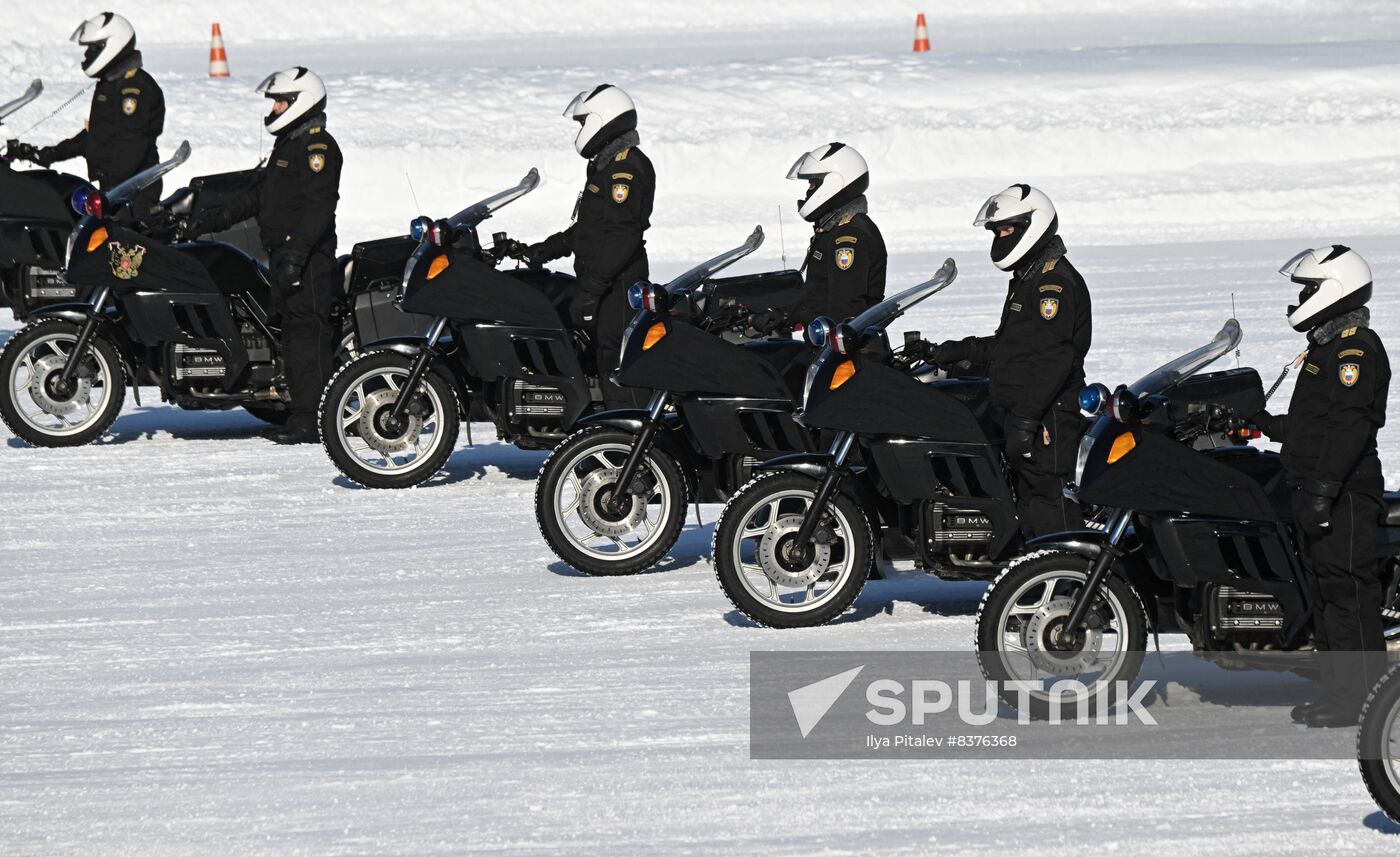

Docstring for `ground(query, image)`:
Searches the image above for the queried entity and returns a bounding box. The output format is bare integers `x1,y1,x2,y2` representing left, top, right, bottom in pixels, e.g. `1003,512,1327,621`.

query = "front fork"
606,390,669,515
386,316,447,427
1062,508,1132,635
791,431,856,559
56,286,110,388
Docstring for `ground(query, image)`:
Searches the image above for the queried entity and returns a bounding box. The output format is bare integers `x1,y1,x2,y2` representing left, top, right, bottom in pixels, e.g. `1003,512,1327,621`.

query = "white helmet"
787,142,869,224
255,67,327,136
70,12,136,79
1281,245,1373,332
564,84,636,158
974,184,1059,271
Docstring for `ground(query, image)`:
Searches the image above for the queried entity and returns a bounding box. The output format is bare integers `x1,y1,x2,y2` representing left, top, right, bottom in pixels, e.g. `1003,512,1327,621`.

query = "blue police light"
1078,383,1110,416
70,184,95,216
806,316,834,348
628,282,666,313
409,216,433,242
627,282,646,310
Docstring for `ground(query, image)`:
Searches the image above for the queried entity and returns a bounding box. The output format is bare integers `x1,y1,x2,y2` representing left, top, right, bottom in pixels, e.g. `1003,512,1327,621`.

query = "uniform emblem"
121,97,137,115
1040,298,1059,320
109,242,146,280
612,183,629,204
308,153,326,173
1340,363,1360,387
835,247,855,270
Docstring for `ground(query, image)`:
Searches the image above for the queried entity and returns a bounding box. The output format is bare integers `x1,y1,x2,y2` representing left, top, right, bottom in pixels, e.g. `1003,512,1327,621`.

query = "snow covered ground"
5,2,1400,854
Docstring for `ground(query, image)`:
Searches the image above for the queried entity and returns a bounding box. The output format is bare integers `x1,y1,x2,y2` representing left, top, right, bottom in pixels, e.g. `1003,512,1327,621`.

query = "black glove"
185,207,232,239
1004,414,1041,461
523,242,552,269
273,251,306,292
1250,409,1278,435
748,311,784,336
1293,480,1339,538
930,339,973,366
571,291,600,328
6,141,44,165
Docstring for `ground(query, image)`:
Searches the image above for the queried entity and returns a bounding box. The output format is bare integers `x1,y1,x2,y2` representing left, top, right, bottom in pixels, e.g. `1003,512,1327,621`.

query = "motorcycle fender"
27,303,143,405
1025,529,1110,560
361,336,431,357
26,302,96,324
575,408,683,435
754,451,832,482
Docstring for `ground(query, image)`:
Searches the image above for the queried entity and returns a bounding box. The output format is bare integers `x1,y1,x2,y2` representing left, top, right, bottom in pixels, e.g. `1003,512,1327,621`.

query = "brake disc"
575,467,646,538
758,514,832,588
28,353,91,418
357,388,423,455
1023,596,1105,676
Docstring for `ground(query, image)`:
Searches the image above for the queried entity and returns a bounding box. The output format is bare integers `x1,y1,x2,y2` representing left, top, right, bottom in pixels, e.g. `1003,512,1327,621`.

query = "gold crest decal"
835,247,855,270
612,183,629,203
1340,363,1360,387
1040,298,1059,320
308,153,326,173
109,242,146,280
121,97,137,115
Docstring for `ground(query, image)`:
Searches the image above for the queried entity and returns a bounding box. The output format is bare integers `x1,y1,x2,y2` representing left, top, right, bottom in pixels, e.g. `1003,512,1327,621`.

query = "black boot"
1290,702,1319,724
1303,702,1363,729
267,424,319,445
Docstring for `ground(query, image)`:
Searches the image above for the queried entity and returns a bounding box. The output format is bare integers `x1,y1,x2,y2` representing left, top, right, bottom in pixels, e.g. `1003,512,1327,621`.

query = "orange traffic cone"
913,13,930,53
209,23,230,77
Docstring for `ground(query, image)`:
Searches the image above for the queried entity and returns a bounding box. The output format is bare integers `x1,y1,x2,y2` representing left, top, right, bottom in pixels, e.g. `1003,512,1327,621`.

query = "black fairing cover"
347,235,416,297
66,221,216,294
0,164,85,222
616,319,799,399
401,250,570,328
802,355,987,442
702,269,804,320
187,168,268,264
1078,427,1278,521
1155,367,1266,427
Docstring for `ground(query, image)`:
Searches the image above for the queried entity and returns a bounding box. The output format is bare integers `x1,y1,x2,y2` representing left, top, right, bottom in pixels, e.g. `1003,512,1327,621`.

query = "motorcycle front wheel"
318,349,460,489
0,318,125,447
1359,664,1400,825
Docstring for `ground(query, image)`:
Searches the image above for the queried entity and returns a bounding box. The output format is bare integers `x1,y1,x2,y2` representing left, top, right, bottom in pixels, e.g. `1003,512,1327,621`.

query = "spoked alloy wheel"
975,551,1148,720
712,471,873,628
0,319,125,447
319,350,459,489
535,426,688,575
1359,664,1400,825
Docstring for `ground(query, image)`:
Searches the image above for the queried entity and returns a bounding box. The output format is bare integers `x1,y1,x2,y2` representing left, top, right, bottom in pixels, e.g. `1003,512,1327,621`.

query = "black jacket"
797,211,887,324
1264,324,1389,492
537,144,655,296
223,115,342,261
951,250,1092,419
46,53,164,189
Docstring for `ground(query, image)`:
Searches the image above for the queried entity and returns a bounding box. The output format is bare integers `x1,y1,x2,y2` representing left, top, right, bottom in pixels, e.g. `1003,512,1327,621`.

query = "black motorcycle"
0,80,88,319
974,319,1400,718
0,142,413,446
533,226,816,576
709,259,1046,627
319,168,598,489
1359,663,1400,825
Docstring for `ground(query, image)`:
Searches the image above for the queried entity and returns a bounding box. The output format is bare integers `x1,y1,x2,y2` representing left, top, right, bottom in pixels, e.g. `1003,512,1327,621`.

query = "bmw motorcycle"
974,319,1400,718
319,168,599,489
709,259,1054,627
1359,665,1400,825
533,226,815,576
0,142,415,446
0,80,87,319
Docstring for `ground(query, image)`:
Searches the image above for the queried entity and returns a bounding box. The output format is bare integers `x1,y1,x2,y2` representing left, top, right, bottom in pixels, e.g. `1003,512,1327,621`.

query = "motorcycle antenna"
12,82,93,139
777,205,788,269
405,171,423,215
1231,293,1240,368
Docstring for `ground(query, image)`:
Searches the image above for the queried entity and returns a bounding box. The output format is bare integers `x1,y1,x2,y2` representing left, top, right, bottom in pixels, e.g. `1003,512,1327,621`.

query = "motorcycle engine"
1209,585,1285,637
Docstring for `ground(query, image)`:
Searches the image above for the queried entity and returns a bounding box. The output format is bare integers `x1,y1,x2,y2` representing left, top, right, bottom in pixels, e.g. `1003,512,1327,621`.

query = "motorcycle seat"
1384,491,1400,527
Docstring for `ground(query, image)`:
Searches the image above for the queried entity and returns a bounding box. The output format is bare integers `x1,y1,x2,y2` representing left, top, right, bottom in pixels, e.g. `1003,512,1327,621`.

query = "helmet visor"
70,21,91,42
973,194,1007,227
254,73,281,95
786,152,824,181
563,91,588,119
1278,249,1314,277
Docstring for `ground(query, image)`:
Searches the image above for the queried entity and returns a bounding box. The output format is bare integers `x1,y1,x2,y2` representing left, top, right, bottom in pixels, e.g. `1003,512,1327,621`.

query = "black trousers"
1007,407,1086,539
586,259,648,411
1297,488,1387,710
271,249,339,428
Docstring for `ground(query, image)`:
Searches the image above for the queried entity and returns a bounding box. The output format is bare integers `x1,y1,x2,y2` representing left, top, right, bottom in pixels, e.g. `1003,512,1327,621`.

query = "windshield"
107,140,191,204
1126,318,1241,397
848,257,957,332
0,79,42,124
448,168,539,228
663,225,764,297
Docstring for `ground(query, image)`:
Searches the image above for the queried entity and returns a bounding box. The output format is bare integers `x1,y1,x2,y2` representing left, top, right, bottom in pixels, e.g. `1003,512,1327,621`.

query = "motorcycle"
709,258,1049,628
319,168,597,489
974,319,1400,718
0,80,88,319
0,142,415,446
1359,663,1400,825
533,225,815,576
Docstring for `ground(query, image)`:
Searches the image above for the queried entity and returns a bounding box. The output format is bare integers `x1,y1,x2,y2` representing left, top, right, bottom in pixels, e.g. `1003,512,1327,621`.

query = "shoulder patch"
1342,326,1358,338
1041,257,1059,274
835,235,858,245
612,183,630,203
1039,297,1060,320
611,172,634,180
121,97,137,115
614,148,630,161
308,153,326,173
835,247,855,270
307,142,329,152
121,87,141,95
1339,362,1360,387
1039,283,1063,293
1338,348,1365,359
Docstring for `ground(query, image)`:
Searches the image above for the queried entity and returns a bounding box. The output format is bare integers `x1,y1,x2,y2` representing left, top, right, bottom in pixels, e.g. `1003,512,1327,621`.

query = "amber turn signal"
1107,431,1136,464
